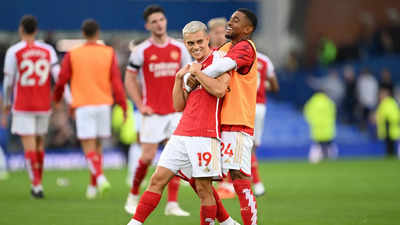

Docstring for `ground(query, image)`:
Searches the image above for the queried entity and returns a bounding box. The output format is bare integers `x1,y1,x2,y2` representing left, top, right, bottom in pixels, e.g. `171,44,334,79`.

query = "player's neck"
196,49,212,63
21,35,35,43
231,35,251,45
86,38,98,44
151,33,168,45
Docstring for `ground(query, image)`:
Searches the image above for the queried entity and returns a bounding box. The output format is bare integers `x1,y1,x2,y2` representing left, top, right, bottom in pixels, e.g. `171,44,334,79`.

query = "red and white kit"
3,40,59,135
158,50,223,180
254,51,275,146
127,37,192,143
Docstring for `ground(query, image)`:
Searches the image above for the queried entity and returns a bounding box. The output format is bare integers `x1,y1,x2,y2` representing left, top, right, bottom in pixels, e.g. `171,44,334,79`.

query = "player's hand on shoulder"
139,105,154,116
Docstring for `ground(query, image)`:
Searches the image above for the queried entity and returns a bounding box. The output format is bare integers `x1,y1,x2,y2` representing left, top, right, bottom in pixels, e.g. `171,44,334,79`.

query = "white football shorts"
158,135,222,180
221,131,254,177
11,113,50,136
254,103,267,146
140,112,181,143
75,105,111,139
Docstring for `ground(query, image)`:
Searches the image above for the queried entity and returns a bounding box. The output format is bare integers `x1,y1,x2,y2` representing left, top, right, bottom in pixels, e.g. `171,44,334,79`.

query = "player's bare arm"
172,64,190,111
189,63,230,98
124,69,153,115
267,73,279,92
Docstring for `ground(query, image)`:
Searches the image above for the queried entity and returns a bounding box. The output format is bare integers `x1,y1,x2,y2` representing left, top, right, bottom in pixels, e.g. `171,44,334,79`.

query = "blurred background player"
208,17,228,49
2,15,60,198
251,51,279,196
123,5,191,216
376,88,400,158
303,91,337,163
54,19,127,199
127,21,237,225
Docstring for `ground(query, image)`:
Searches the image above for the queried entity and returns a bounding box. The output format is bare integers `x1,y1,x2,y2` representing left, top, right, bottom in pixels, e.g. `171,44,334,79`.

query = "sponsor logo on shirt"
149,62,180,77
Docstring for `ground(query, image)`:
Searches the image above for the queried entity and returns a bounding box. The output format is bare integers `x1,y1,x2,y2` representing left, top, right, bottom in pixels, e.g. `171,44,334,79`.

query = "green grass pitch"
0,159,399,225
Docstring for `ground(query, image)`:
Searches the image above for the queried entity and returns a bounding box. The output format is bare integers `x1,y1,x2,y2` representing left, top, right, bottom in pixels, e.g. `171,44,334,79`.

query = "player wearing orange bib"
187,8,259,225
54,19,127,198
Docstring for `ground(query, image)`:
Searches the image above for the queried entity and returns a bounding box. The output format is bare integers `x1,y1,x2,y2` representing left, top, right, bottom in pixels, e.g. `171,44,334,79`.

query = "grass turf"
0,158,399,225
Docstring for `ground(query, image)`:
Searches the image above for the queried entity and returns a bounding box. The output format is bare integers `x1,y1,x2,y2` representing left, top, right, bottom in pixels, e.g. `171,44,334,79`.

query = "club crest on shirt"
150,54,158,61
170,50,179,60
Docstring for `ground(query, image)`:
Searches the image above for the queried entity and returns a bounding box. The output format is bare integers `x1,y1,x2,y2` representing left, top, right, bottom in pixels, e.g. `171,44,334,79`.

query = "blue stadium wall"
0,0,258,31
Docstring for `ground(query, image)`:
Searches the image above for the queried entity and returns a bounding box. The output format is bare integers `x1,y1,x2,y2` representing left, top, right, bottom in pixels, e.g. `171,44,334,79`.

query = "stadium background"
1,0,399,168
0,1,400,225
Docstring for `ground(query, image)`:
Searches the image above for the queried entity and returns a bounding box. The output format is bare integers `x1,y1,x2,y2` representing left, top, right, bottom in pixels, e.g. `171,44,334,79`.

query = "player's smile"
184,31,210,61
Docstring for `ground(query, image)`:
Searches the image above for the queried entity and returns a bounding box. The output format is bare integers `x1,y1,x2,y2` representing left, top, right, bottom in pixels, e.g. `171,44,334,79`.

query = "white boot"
164,201,190,216
125,193,139,214
309,144,323,164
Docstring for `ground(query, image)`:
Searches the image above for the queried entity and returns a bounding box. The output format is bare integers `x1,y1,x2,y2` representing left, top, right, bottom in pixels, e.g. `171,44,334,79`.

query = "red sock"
130,159,149,195
85,151,103,178
133,191,161,222
188,178,229,223
37,151,45,183
233,179,258,225
167,176,180,202
24,151,40,186
200,205,217,225
90,174,97,186
212,187,230,222
251,153,261,184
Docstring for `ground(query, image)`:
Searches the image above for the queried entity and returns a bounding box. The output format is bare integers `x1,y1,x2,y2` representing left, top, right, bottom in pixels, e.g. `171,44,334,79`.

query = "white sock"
166,201,178,208
32,184,43,193
127,144,142,183
97,175,107,185
220,217,234,225
127,219,142,225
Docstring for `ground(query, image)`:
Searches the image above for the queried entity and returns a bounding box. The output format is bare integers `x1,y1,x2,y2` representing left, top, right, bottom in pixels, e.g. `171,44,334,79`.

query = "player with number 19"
126,21,238,225
2,15,61,198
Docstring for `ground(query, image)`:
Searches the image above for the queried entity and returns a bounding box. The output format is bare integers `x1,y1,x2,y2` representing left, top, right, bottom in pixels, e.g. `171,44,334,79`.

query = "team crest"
150,54,158,61
170,51,179,60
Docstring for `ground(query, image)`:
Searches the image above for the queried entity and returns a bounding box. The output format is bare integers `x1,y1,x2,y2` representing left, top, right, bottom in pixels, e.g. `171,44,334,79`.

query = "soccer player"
123,5,191,216
208,17,228,49
53,19,127,199
207,17,236,199
127,20,239,225
252,51,279,196
187,8,260,225
2,15,60,198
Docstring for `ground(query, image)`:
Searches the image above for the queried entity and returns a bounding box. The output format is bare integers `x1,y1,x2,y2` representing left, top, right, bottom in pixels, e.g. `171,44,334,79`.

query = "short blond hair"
207,17,227,30
182,21,208,37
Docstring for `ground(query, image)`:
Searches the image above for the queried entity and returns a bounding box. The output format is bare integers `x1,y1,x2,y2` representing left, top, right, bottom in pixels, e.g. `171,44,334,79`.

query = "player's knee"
148,173,168,193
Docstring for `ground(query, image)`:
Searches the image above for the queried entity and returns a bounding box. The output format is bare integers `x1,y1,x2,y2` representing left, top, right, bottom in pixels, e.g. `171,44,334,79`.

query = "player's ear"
244,25,253,36
144,22,150,31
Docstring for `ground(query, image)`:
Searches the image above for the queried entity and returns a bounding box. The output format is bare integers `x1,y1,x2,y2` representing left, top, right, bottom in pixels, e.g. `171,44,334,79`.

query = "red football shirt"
126,38,192,115
3,41,58,114
174,51,222,138
256,52,275,104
